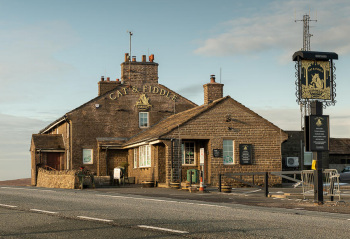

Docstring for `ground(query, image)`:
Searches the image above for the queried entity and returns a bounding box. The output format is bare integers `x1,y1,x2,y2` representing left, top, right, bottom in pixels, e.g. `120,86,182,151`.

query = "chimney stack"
125,53,129,62
132,56,136,62
203,75,224,104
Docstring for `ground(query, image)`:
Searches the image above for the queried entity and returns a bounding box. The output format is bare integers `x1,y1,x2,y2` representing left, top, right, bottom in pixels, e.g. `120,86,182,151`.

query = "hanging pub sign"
239,144,252,165
292,51,338,105
305,115,329,151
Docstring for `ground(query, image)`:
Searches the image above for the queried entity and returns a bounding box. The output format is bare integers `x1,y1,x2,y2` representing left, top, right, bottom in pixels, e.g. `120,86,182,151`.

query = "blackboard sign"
213,149,221,157
239,144,252,165
309,115,329,151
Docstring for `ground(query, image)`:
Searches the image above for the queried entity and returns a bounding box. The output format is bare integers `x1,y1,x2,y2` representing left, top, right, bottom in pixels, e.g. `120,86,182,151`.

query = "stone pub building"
30,54,288,187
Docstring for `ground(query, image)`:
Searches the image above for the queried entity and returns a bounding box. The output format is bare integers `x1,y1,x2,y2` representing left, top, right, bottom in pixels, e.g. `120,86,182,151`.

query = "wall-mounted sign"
239,144,252,165
213,149,221,158
83,149,93,164
309,115,329,151
200,148,205,165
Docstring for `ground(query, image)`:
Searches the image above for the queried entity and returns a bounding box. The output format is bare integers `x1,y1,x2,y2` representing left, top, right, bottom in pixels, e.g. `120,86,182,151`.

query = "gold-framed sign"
292,51,338,104
300,60,331,100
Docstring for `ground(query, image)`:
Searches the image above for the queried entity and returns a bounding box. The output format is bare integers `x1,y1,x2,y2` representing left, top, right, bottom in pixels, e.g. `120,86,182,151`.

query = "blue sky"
0,0,349,180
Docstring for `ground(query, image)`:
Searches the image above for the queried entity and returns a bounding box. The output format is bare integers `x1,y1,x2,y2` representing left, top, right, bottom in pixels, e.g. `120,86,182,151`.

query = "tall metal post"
311,101,324,204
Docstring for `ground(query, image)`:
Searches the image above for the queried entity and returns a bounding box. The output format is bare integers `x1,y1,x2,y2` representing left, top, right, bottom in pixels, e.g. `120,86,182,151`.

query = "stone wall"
36,168,78,189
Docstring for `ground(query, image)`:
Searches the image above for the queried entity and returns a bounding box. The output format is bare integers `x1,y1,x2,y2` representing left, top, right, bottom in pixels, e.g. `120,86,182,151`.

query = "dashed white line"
0,203,18,208
30,209,58,214
77,216,113,222
138,225,189,234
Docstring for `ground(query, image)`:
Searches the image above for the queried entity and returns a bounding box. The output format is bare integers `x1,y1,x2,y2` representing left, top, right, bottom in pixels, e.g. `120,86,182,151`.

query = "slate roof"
330,138,350,154
32,134,65,150
125,96,287,146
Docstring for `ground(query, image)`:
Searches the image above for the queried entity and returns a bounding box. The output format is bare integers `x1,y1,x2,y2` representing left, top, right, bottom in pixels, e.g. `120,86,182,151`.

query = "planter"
221,185,232,193
169,182,181,189
142,181,154,188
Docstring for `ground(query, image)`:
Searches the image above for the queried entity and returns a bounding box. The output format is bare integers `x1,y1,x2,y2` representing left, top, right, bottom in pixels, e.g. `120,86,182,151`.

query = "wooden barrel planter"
169,182,181,189
221,185,232,193
141,181,154,188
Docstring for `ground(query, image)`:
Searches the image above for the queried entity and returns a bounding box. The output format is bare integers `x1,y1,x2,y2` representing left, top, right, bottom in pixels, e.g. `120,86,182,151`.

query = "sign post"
293,51,337,205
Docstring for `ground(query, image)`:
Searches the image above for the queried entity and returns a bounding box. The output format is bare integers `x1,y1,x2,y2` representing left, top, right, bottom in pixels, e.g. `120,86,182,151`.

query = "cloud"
194,0,350,60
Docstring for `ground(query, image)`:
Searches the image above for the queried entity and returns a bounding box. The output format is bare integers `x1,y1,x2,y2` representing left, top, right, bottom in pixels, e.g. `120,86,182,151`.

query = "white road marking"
30,209,58,214
77,216,113,222
138,225,189,234
244,189,262,194
97,194,230,209
0,203,18,208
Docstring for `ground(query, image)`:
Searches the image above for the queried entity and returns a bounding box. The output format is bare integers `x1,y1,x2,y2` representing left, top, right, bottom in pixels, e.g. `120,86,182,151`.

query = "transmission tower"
295,14,317,128
295,14,317,51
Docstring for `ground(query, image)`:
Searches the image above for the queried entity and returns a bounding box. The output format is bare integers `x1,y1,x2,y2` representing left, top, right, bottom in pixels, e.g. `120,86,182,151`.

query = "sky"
0,0,349,181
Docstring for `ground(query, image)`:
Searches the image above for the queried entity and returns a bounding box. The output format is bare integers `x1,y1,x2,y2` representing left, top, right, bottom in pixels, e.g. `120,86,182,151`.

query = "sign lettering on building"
109,85,177,102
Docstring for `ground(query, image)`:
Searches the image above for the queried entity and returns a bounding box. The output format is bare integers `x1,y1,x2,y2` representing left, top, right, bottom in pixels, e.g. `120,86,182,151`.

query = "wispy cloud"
194,0,350,62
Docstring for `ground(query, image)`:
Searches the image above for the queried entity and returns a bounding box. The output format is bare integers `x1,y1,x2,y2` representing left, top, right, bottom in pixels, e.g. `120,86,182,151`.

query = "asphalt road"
1,186,350,238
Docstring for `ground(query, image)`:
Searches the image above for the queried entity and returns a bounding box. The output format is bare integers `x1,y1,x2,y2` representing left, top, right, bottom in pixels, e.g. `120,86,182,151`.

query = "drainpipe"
105,146,109,176
64,115,71,170
171,139,174,183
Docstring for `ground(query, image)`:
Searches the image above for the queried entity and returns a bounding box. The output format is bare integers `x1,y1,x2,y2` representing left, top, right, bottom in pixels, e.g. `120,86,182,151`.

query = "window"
182,142,195,165
139,145,151,167
223,140,234,164
133,148,138,168
139,112,149,128
83,149,93,164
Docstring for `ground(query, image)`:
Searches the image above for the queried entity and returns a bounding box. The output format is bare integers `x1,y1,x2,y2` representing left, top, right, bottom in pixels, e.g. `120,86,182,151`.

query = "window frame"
139,145,151,168
182,141,196,166
133,148,138,168
139,112,149,128
223,139,235,165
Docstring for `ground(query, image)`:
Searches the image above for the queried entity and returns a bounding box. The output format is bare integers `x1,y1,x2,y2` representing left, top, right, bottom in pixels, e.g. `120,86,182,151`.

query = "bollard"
218,174,222,192
264,172,269,197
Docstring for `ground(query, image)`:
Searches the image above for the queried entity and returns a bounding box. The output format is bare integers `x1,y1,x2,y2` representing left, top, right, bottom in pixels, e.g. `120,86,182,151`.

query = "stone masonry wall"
165,98,288,186
36,168,78,189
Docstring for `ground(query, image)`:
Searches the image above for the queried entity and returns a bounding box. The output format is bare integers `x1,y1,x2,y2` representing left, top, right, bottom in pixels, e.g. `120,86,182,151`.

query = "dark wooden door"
47,153,61,170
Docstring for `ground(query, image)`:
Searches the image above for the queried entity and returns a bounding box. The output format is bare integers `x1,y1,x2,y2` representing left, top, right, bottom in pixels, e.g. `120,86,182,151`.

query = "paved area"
2,178,350,215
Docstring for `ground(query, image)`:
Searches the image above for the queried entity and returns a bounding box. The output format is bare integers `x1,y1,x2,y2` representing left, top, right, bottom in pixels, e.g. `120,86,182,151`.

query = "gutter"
39,116,65,134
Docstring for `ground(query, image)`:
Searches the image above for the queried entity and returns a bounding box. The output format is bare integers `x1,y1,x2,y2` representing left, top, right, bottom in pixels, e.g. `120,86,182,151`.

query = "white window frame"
139,112,149,128
133,148,138,168
223,140,235,165
182,142,196,165
139,145,151,167
83,149,93,165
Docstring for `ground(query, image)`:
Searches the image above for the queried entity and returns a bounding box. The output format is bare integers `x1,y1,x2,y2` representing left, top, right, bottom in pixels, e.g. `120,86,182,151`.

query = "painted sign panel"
309,115,329,151
300,60,331,100
239,144,252,165
200,148,205,165
83,149,93,164
213,149,221,158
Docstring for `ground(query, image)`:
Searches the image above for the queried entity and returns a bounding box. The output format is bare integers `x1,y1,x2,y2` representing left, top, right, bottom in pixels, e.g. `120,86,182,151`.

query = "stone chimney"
98,76,121,96
120,53,158,85
203,75,224,104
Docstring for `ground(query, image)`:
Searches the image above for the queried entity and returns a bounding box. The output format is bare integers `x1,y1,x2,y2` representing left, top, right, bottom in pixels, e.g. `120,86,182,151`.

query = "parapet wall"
36,168,78,189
